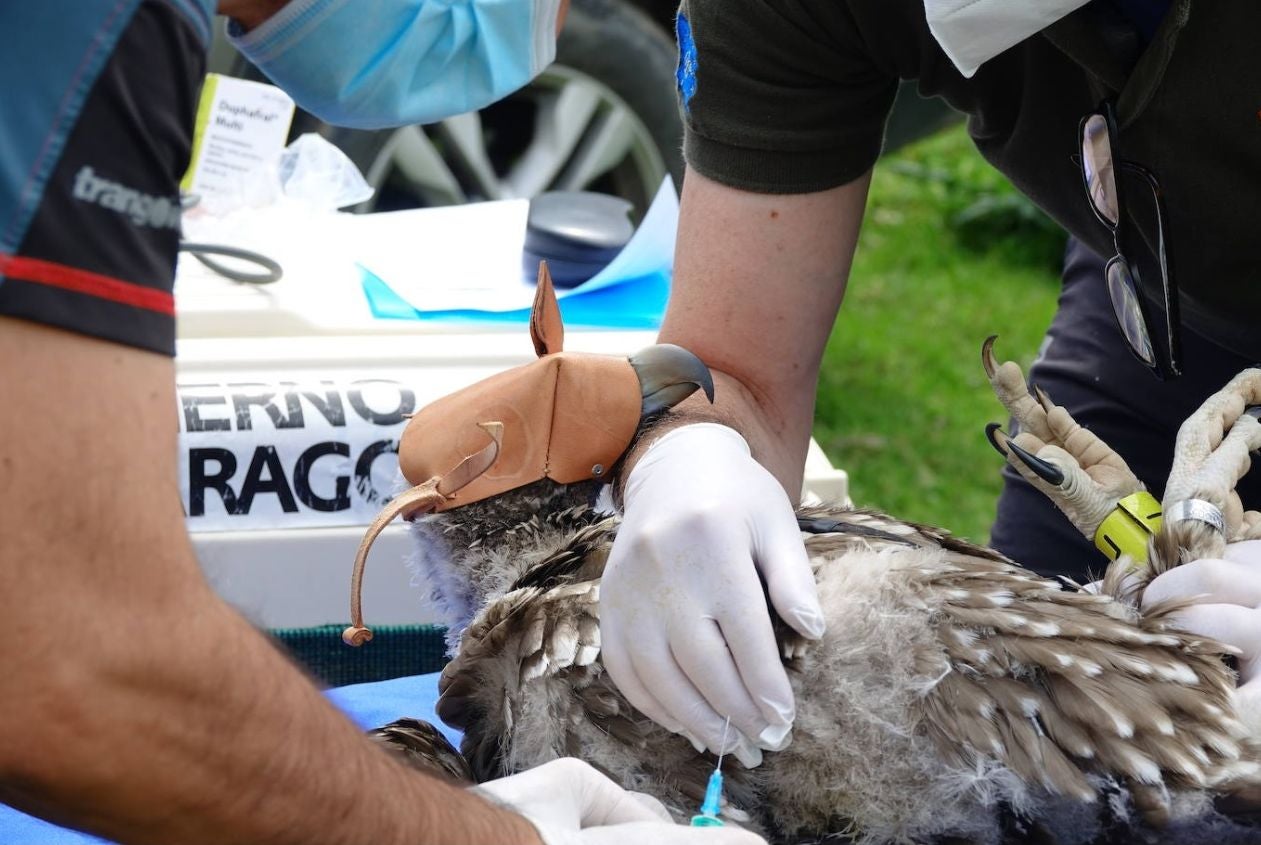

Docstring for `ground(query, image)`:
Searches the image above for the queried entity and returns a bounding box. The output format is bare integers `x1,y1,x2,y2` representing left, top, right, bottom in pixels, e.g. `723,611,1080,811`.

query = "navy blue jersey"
0,0,213,354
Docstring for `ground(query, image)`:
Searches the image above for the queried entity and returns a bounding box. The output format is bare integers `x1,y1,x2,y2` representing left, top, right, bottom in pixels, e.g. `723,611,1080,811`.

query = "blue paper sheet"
361,177,677,329
0,673,455,843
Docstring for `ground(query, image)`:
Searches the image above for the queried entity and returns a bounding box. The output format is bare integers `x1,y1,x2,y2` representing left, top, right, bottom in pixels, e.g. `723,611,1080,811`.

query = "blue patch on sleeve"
675,12,698,113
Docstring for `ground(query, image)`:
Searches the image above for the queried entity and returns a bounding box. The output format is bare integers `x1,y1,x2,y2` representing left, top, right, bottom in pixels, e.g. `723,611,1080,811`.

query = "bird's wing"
508,518,616,592
367,717,474,783
436,581,602,780
918,552,1258,825
800,505,1007,561
441,573,760,822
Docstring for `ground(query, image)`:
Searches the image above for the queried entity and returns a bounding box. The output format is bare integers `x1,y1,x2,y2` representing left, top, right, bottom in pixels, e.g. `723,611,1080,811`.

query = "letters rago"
177,379,415,532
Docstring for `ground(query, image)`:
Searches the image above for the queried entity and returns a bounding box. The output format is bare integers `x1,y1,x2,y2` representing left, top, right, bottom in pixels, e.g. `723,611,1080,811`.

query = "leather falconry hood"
343,262,714,646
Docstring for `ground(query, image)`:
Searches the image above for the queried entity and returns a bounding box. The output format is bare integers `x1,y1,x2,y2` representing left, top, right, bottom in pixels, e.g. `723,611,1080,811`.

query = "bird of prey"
348,275,1261,844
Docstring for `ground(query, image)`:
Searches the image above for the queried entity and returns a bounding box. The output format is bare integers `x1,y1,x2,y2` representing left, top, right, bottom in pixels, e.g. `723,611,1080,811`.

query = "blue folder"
361,178,677,330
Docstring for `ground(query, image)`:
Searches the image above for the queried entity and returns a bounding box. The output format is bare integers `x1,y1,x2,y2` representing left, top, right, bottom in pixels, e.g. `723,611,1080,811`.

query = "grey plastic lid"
527,192,634,253
524,191,636,288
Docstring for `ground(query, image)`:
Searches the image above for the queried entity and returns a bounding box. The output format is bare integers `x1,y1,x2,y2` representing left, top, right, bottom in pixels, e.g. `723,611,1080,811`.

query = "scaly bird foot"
982,336,1144,540
1162,370,1261,560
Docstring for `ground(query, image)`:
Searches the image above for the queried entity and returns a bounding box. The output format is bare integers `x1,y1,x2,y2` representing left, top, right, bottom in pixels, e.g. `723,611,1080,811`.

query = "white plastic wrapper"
186,133,373,220
276,133,375,212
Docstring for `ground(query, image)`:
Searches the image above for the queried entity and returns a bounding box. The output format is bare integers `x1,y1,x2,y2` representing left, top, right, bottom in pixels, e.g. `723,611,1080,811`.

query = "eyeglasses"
1078,100,1182,379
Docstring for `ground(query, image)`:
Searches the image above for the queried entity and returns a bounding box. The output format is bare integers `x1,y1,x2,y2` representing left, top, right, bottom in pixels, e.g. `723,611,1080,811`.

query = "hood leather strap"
343,423,502,646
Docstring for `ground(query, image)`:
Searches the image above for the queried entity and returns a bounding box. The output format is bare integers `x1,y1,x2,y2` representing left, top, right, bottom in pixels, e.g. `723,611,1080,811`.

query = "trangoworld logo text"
72,166,181,230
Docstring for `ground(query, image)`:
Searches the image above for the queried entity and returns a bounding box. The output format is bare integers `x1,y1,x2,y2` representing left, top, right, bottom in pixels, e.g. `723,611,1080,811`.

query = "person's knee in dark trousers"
990,236,1261,582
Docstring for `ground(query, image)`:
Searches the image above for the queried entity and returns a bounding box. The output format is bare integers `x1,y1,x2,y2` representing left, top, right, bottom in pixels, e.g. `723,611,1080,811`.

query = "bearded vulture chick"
351,291,1261,843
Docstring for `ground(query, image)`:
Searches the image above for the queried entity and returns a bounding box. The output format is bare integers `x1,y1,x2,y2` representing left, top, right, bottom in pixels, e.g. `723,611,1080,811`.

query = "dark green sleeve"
677,0,901,194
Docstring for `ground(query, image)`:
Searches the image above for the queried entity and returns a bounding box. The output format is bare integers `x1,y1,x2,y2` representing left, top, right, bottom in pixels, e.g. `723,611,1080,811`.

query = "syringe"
690,716,730,827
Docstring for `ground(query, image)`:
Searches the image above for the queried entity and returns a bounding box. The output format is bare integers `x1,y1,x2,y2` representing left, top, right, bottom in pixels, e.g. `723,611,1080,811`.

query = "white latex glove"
1142,540,1261,691
475,758,766,844
600,423,825,767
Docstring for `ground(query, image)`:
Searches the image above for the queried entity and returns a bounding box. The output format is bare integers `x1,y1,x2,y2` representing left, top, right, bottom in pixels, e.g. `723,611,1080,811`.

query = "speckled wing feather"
787,506,1261,833
367,717,473,783
914,551,1257,820
436,580,603,780
798,505,1009,562
508,519,616,592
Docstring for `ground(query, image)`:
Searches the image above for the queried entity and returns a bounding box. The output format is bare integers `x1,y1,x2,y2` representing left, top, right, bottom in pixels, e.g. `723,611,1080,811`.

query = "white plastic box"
174,222,848,631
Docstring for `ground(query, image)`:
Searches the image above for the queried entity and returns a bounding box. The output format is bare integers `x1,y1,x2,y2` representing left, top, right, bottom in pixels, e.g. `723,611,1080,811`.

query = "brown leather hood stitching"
544,356,562,477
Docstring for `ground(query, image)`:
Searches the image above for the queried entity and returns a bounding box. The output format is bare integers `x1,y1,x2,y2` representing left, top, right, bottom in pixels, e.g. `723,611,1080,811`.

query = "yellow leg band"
1093,491,1162,563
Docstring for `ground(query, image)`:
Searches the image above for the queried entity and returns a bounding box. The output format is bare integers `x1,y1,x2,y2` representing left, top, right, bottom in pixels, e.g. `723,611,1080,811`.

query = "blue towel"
325,672,461,747
0,673,456,843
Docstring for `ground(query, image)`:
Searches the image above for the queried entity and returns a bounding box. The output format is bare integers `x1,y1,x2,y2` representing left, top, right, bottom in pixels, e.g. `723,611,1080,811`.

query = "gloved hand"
1142,540,1261,693
600,423,825,767
476,758,766,844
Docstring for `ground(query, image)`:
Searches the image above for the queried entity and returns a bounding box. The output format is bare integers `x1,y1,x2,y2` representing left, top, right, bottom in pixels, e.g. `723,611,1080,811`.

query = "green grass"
813,125,1062,543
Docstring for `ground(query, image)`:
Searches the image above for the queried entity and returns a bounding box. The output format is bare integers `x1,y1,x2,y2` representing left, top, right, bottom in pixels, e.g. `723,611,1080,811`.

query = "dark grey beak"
629,344,716,417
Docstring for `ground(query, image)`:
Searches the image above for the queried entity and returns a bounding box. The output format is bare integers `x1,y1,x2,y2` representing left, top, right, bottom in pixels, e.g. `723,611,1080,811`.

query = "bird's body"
347,287,1261,844
409,479,1261,844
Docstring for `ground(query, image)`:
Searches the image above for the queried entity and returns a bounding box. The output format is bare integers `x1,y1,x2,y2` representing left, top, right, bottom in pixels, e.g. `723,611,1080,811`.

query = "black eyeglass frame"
1077,100,1182,380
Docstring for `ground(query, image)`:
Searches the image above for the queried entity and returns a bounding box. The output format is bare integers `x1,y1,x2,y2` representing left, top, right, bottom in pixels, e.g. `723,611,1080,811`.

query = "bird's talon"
1033,384,1055,413
981,335,999,379
985,422,1009,456
1006,439,1067,486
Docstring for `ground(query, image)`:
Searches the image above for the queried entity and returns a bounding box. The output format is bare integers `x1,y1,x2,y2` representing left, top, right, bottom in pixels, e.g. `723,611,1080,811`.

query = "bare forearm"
625,370,809,496
640,169,872,496
4,589,532,844
0,319,538,845
682,371,810,488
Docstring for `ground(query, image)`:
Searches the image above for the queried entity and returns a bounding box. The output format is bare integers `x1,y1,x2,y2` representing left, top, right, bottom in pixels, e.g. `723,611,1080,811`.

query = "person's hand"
600,423,825,767
476,758,767,844
1142,540,1261,695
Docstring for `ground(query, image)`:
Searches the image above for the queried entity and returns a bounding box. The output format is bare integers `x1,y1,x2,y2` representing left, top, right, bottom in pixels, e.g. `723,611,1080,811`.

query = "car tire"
551,0,684,186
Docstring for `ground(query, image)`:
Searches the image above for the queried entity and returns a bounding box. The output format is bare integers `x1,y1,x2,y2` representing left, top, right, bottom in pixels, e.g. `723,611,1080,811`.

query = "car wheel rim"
357,65,669,220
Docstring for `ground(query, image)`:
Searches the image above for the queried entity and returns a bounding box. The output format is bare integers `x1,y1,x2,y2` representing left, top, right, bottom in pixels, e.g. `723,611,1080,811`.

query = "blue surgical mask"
227,0,560,129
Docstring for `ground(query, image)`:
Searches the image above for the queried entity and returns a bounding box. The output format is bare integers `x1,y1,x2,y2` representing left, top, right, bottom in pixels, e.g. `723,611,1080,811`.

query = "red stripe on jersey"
0,253,174,316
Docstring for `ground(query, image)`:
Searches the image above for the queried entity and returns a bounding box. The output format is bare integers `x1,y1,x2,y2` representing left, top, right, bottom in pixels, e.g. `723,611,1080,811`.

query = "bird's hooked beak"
629,344,716,417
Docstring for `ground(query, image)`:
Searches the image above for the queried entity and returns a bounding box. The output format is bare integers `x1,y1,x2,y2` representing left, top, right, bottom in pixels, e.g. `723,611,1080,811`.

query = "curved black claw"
629,343,716,417
1032,383,1055,413
1005,438,1066,486
981,335,999,379
985,422,1008,456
